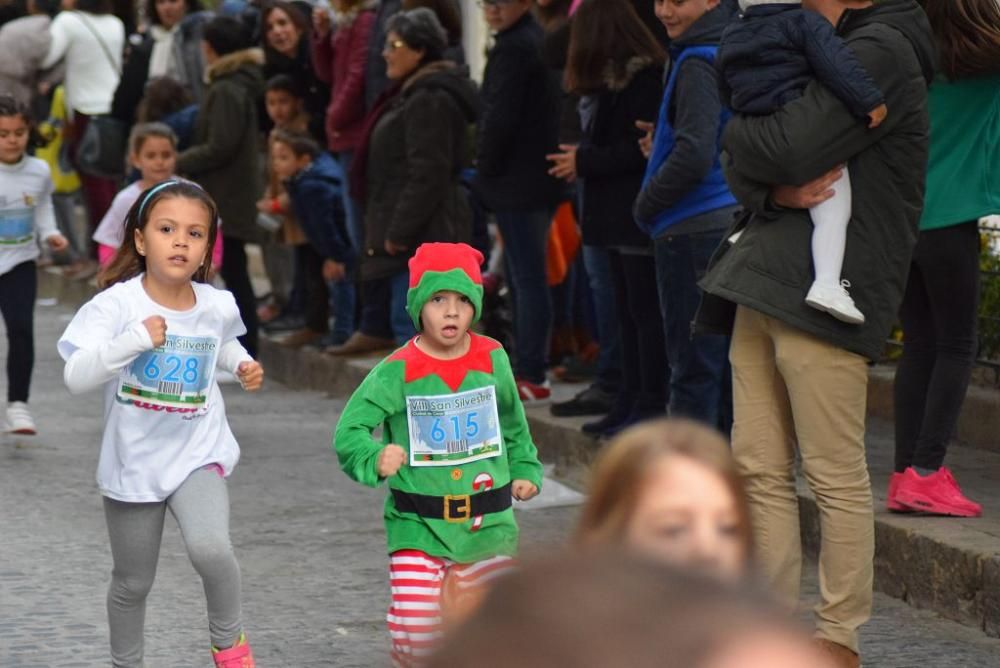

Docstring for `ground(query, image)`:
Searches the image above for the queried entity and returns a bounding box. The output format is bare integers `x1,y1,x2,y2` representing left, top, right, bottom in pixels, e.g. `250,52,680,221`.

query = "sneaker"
886,472,912,513
212,632,255,668
277,328,324,348
805,280,865,325
515,378,551,402
6,402,37,435
262,313,305,333
550,385,614,417
895,466,982,517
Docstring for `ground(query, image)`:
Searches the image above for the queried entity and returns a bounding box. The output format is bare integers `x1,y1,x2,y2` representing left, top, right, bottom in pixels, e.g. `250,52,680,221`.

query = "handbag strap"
72,11,121,76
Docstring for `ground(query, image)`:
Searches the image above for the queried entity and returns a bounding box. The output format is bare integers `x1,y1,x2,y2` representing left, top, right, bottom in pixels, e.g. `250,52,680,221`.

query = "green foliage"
979,226,1000,362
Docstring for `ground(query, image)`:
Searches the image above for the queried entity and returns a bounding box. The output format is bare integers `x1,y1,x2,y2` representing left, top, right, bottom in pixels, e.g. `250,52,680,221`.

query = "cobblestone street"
3,301,1000,667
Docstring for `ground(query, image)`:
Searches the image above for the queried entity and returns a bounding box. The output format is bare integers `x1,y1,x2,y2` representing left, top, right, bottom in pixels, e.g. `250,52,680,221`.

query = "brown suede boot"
813,638,860,668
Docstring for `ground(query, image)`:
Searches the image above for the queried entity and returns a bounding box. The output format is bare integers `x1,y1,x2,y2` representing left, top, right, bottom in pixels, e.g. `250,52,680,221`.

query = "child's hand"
867,103,888,129
255,198,270,213
142,315,167,347
377,444,406,477
236,360,263,391
46,234,69,252
312,6,332,37
323,259,346,282
636,120,654,158
545,144,578,182
511,479,538,501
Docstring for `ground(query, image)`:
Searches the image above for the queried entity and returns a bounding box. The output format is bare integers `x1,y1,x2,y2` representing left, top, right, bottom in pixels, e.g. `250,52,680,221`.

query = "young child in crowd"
574,418,752,580
0,94,68,434
58,180,263,668
334,242,543,667
718,0,889,325
92,123,223,270
270,128,356,348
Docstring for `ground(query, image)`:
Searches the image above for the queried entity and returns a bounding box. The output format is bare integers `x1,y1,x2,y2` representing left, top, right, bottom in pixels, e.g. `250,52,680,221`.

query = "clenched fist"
512,479,538,501
142,315,167,348
236,360,264,391
377,444,407,478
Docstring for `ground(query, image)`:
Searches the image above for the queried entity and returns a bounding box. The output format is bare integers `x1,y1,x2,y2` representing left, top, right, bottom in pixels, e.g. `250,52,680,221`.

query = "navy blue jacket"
718,4,884,118
286,152,353,264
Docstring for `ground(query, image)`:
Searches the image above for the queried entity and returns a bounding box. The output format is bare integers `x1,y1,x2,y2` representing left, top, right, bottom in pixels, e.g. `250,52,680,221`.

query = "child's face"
654,0,720,40
0,114,29,165
626,454,745,579
132,136,177,185
271,141,311,181
419,290,475,354
134,196,212,286
265,89,302,127
482,0,532,33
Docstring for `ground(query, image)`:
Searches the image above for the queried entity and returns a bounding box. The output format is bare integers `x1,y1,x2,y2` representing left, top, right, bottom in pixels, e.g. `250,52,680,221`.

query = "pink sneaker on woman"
886,472,912,513
212,632,255,668
895,467,982,517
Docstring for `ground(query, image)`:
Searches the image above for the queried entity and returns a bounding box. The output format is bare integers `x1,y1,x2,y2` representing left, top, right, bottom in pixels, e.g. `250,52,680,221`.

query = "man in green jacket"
697,1,935,665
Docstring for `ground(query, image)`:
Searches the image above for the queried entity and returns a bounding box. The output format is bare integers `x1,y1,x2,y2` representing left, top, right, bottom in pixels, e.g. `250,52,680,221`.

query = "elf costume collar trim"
388,332,501,392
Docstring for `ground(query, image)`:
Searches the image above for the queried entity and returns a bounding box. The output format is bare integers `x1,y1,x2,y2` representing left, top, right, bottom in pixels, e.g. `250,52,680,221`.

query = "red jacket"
312,9,375,153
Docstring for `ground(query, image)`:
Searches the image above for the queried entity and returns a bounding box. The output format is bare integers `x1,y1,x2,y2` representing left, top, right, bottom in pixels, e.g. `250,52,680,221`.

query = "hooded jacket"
177,47,265,242
285,151,353,264
361,61,480,282
697,0,936,362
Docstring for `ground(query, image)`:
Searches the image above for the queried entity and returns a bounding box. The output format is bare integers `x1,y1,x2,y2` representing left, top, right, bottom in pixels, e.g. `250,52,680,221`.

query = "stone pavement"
3,292,1000,666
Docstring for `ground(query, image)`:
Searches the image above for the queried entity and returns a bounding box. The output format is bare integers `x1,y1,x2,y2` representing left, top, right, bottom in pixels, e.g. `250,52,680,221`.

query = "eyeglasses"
476,0,516,7
384,39,407,51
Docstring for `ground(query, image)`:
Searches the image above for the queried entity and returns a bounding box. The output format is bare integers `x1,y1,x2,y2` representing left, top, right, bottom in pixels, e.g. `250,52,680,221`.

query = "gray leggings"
103,467,242,668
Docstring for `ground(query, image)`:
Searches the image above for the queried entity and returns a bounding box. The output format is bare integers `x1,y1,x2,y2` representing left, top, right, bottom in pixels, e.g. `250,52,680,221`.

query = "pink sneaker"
212,632,255,668
886,472,912,513
895,467,982,517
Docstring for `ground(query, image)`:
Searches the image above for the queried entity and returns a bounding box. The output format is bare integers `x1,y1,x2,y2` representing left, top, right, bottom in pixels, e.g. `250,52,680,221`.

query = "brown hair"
573,419,753,561
923,0,1000,80
127,121,178,157
260,1,310,55
271,127,321,159
136,76,193,125
564,0,666,95
98,181,219,290
401,0,462,46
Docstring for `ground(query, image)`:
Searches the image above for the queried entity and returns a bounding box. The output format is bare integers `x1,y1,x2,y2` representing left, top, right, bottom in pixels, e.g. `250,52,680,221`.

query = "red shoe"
895,467,982,517
886,472,912,513
515,378,551,402
212,632,255,668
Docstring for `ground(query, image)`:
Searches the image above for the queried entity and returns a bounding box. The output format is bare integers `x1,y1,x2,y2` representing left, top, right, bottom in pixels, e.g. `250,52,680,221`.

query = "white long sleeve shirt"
42,10,124,115
0,156,58,276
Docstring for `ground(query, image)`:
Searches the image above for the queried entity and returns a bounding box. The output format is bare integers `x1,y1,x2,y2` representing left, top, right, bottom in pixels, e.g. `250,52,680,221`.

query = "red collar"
388,333,500,392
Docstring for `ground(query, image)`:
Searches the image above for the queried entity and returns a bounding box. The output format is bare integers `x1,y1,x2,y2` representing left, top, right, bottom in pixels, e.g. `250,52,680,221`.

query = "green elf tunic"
334,332,544,564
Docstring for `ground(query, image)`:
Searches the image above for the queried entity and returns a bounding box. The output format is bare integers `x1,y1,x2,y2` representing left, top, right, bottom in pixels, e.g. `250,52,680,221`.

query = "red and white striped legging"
388,549,515,667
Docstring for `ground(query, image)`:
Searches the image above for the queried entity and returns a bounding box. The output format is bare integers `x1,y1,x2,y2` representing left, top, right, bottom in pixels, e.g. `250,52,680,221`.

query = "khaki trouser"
730,306,873,653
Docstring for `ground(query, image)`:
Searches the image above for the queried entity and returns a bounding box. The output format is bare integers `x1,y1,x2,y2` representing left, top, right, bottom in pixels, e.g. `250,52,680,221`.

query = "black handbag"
72,11,127,179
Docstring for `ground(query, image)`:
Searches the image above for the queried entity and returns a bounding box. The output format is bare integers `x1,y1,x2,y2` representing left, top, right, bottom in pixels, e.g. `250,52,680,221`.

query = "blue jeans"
494,209,553,384
389,270,416,346
582,245,621,392
327,274,356,344
654,230,729,426
337,151,365,255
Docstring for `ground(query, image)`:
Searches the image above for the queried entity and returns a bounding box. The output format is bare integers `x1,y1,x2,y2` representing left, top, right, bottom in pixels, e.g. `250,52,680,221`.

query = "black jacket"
718,4,884,118
697,0,936,361
474,13,562,211
576,60,662,248
286,152,352,263
362,62,480,281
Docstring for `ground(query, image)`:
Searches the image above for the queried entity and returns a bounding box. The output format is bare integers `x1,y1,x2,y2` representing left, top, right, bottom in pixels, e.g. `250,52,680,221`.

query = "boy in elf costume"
334,242,543,667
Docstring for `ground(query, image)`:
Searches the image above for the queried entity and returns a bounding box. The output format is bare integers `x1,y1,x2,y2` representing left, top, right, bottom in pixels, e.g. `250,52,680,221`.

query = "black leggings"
220,236,259,358
0,261,36,403
894,221,979,472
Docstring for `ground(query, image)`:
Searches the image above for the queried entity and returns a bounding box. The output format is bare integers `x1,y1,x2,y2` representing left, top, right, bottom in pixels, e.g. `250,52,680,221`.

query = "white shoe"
805,280,865,325
6,401,37,435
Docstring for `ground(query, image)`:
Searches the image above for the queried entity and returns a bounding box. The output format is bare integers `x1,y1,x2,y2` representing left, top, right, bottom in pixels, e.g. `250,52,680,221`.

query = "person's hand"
142,315,167,347
636,120,654,159
255,198,270,213
312,6,332,37
323,259,346,281
385,240,407,256
46,234,69,252
770,166,844,209
868,103,888,129
377,444,407,477
236,360,264,391
37,81,52,96
545,144,578,182
512,479,538,501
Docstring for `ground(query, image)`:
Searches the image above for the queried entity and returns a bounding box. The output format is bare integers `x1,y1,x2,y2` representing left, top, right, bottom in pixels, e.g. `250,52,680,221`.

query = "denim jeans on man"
494,209,553,384
582,245,621,392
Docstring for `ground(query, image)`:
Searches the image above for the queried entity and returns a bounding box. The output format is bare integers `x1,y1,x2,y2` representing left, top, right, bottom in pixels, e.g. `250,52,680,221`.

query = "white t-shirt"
0,156,58,276
92,181,141,248
42,11,124,115
58,275,252,502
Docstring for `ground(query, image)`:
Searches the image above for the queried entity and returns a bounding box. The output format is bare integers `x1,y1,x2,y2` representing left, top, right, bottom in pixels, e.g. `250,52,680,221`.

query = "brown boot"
812,638,860,668
325,331,396,356
277,328,323,348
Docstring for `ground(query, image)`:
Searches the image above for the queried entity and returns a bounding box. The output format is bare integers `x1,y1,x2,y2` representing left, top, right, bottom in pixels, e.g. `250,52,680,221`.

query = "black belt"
391,483,513,523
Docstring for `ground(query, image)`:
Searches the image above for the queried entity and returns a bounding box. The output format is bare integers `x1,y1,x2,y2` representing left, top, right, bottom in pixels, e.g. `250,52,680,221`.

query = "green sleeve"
492,348,544,489
333,360,405,488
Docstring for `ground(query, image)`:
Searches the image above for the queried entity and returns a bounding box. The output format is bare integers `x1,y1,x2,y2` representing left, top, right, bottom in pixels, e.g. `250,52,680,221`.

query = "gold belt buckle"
443,494,471,523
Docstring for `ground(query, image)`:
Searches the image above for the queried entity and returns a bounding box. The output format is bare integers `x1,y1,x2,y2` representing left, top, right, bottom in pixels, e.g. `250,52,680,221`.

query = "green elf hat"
406,242,485,330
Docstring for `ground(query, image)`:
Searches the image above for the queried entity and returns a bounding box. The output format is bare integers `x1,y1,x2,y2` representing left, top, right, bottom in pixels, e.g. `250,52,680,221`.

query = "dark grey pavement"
3,300,1000,667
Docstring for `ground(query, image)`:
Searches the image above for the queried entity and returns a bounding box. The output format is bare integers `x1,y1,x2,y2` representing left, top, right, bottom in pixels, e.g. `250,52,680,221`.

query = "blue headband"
136,180,183,221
